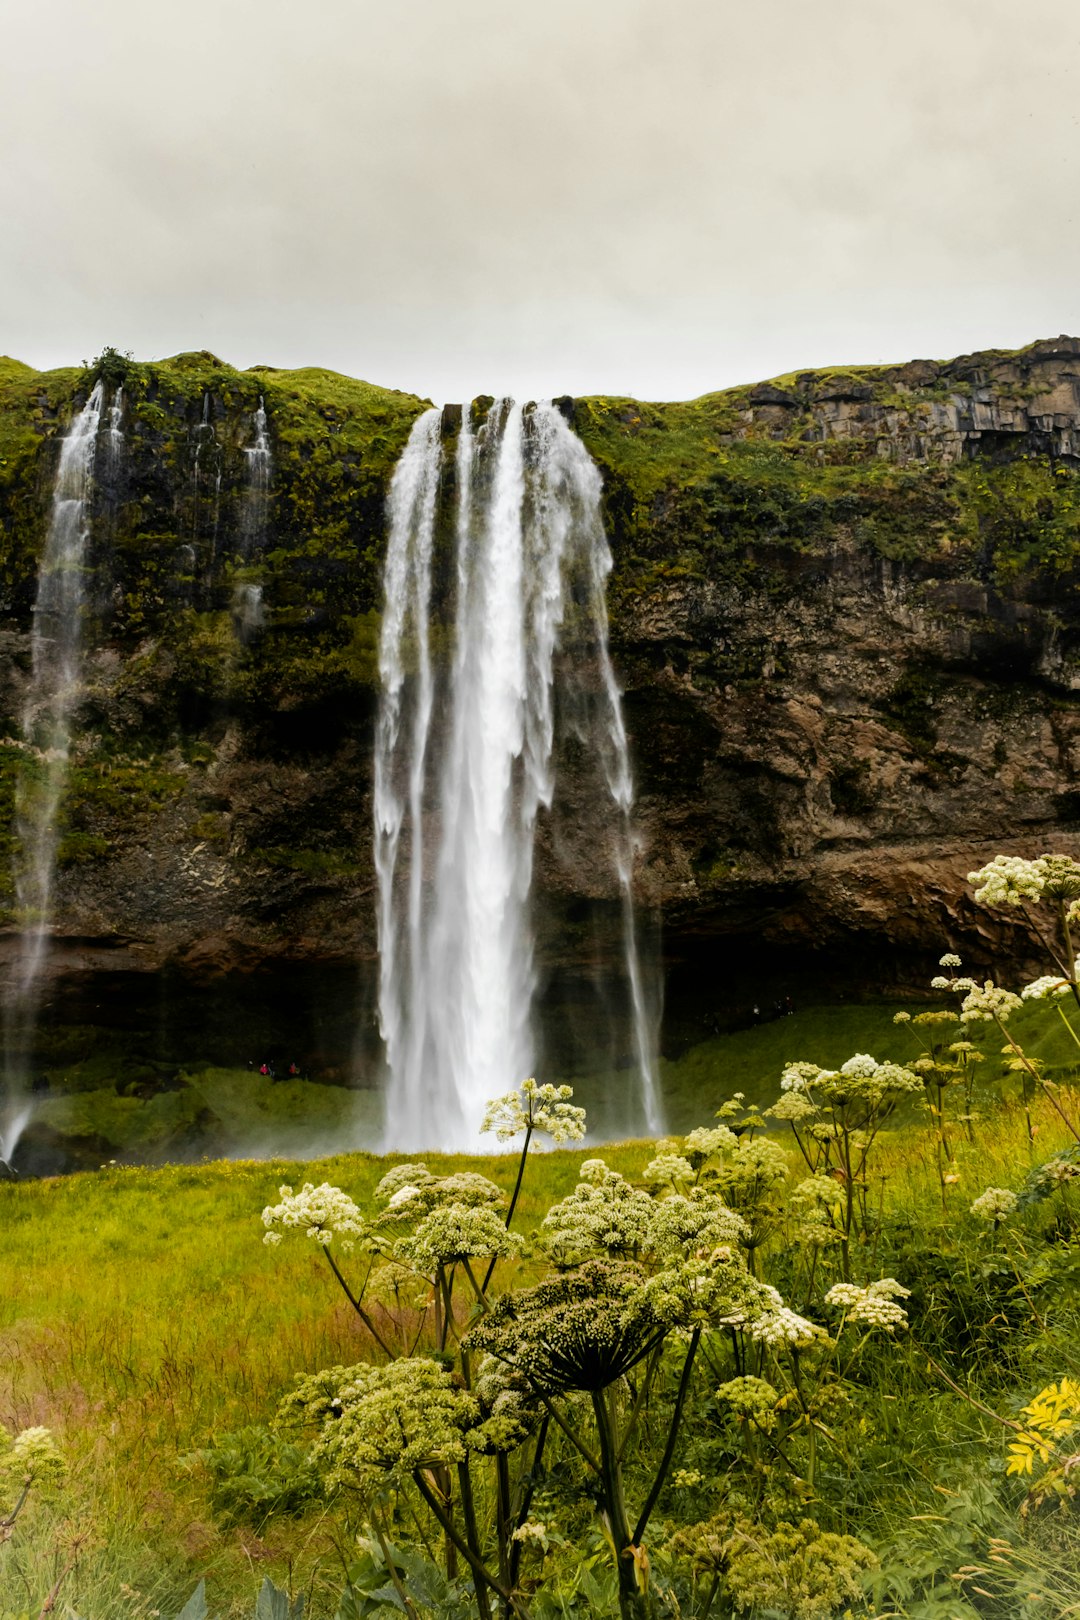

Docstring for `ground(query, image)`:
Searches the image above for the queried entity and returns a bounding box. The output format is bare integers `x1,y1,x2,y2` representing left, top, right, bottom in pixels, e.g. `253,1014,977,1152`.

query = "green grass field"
2,1076,1078,1619
27,993,1080,1163
4,984,1080,1618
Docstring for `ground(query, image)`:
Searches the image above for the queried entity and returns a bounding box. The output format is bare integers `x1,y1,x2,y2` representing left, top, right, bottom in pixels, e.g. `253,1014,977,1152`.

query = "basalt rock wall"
3,338,1080,998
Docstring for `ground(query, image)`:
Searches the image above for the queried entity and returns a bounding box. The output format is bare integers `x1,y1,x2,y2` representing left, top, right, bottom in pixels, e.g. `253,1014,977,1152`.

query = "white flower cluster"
749,1286,829,1350
481,1078,586,1143
371,1165,505,1226
375,1164,433,1201
684,1125,739,1160
398,1203,522,1270
778,1054,920,1107
512,1520,550,1549
824,1277,910,1332
970,1186,1019,1224
939,953,963,968
969,855,1050,906
261,1183,365,1250
541,1165,653,1263
780,1061,823,1094
969,853,1080,907
959,981,1023,1025
643,1152,694,1187
0,1424,65,1499
1021,975,1072,1002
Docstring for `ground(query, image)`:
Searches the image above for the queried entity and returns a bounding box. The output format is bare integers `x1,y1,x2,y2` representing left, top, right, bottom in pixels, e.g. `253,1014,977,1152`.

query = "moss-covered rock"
2,337,1080,994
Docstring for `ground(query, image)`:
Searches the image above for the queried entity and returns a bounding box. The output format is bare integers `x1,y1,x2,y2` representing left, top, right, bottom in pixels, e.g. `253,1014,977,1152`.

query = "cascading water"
242,396,271,542
1,384,105,1168
375,400,660,1150
107,386,124,465
233,397,272,637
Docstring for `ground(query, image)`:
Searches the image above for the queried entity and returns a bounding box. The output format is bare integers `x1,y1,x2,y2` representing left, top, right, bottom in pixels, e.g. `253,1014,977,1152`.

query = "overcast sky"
2,0,1079,404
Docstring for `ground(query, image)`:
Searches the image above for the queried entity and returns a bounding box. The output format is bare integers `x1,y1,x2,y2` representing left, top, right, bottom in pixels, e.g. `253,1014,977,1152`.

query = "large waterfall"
1,384,105,1167
375,400,660,1150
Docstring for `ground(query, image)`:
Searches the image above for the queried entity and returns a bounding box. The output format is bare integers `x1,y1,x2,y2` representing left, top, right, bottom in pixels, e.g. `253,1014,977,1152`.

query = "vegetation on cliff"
572,338,1080,640
3,337,1080,993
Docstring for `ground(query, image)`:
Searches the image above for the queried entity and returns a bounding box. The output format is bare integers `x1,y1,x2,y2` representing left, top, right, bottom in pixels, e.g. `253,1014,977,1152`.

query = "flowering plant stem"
483,1123,533,1294
992,1012,1080,1147
413,1469,531,1620
631,1327,702,1549
369,1507,422,1620
319,1246,396,1357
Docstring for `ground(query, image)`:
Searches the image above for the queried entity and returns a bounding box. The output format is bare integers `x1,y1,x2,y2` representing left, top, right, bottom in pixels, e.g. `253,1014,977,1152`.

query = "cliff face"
3,338,1080,1001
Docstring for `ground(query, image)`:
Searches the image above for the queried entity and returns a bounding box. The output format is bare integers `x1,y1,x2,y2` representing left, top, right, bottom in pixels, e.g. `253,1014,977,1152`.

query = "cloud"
2,0,1079,401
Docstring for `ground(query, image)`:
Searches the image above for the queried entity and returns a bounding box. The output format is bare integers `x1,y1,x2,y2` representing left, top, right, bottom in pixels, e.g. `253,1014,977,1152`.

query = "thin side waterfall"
233,396,272,637
530,407,662,1134
375,400,660,1150
107,386,124,466
1,384,105,1167
242,396,271,542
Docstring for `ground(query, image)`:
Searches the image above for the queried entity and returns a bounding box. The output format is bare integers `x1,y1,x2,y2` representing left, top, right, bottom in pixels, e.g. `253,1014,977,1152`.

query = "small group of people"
751,996,796,1023
248,1060,303,1081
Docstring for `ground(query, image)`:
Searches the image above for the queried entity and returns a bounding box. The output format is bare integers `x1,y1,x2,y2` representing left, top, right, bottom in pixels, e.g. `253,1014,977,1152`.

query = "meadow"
8,839,1080,1620
2,1032,1079,1619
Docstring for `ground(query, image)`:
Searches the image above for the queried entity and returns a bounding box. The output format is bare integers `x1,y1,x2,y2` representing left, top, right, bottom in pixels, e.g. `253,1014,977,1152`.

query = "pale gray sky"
2,0,1078,403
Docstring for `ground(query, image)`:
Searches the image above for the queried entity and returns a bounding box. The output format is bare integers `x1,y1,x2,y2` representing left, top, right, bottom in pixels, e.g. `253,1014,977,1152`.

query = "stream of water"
375,401,660,1150
1,384,106,1168
233,395,272,637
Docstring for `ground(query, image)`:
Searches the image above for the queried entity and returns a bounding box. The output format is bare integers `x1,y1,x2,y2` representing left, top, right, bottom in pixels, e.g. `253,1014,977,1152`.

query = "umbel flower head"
262,1183,365,1250
715,1375,781,1426
468,1356,542,1454
748,1286,831,1351
482,1078,586,1144
280,1358,479,1491
969,853,1080,906
668,1513,877,1619
970,1186,1019,1224
396,1202,523,1271
465,1260,663,1393
778,1055,920,1109
643,1189,748,1263
372,1166,506,1225
0,1424,65,1507
824,1277,911,1332
540,1163,654,1266
958,981,1023,1025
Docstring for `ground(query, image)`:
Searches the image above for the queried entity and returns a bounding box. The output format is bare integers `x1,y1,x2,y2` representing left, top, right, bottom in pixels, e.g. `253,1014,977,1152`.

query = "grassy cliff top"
0,349,432,484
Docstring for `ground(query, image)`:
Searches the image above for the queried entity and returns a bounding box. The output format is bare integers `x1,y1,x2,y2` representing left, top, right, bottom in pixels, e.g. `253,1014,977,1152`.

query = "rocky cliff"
3,337,1080,1018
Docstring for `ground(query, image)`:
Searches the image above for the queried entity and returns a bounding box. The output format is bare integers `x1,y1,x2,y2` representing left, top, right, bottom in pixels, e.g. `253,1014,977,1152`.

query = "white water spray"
1,384,105,1167
375,401,660,1150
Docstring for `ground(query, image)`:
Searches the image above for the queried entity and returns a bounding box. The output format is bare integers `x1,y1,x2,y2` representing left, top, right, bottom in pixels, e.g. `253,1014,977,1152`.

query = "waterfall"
242,396,271,544
233,397,272,638
1,384,104,1166
375,400,660,1150
107,386,124,465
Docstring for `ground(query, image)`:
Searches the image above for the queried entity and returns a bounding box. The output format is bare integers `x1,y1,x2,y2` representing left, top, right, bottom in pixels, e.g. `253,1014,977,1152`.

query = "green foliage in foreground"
6,857,1080,1618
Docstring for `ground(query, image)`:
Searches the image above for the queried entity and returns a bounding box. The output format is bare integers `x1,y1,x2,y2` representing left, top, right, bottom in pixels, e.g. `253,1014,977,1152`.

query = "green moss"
56,830,111,866
252,846,363,880
954,458,1080,581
